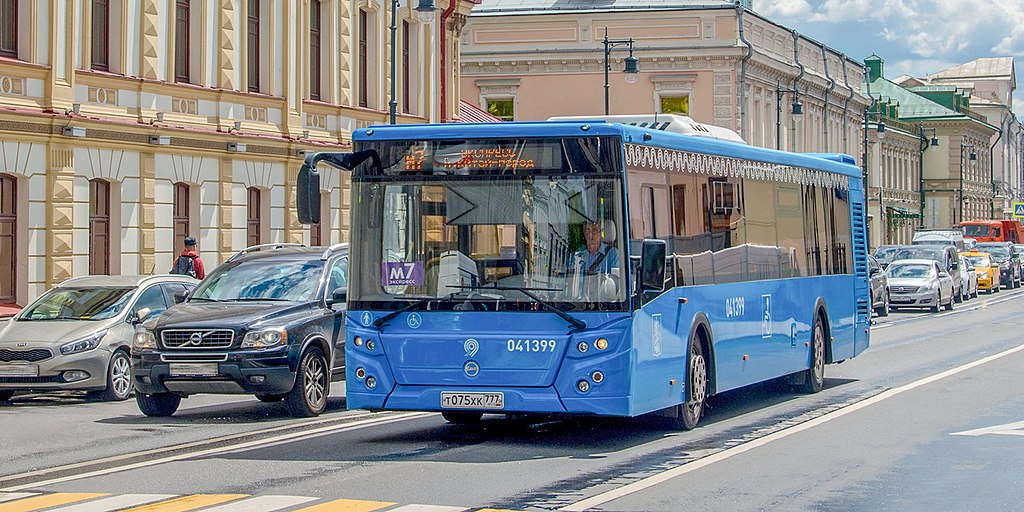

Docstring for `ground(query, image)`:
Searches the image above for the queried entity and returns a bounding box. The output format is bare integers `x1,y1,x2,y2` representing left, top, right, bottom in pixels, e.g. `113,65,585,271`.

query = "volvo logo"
188,333,204,346
463,360,480,378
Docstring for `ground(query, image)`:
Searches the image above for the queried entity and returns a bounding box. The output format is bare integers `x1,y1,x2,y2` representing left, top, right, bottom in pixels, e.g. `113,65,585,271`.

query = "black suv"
131,244,348,417
976,242,1021,289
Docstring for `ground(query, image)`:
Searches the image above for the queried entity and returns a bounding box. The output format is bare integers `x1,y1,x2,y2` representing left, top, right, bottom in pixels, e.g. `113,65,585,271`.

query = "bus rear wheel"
799,315,826,393
677,331,707,430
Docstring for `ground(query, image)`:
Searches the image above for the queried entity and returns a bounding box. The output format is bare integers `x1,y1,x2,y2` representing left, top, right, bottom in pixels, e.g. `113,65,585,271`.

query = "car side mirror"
173,289,189,304
326,287,347,306
134,307,151,324
640,239,667,293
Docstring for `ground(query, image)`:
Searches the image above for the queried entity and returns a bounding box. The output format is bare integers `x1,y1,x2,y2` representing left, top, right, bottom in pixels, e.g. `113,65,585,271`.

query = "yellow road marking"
120,494,248,512
293,499,395,512
0,493,108,512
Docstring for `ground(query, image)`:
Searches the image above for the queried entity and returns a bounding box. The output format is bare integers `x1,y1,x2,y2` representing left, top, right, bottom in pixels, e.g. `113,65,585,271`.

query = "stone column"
139,0,161,80
218,158,234,262
139,152,157,274
45,147,75,287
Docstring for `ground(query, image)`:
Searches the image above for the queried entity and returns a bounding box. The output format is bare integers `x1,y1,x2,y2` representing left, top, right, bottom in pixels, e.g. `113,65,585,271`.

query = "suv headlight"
133,330,157,351
61,330,107,355
242,327,288,348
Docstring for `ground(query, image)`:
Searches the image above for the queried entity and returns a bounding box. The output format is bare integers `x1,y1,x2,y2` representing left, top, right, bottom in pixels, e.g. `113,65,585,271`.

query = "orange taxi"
963,251,1001,293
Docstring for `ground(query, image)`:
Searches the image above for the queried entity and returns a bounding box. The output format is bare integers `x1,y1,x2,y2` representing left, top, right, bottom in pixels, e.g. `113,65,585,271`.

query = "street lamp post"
918,126,939,228
775,82,803,150
862,105,886,239
389,0,436,124
959,142,977,223
602,27,639,115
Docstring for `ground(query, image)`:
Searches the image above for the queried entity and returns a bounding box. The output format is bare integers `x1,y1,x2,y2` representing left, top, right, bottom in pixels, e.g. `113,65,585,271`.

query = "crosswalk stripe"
388,506,468,511
0,493,108,512
198,495,320,512
119,494,248,512
47,494,177,512
0,495,38,505
292,499,395,512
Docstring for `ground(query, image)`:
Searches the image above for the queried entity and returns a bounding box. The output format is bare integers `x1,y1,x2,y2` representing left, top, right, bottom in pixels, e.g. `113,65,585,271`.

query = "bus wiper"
373,296,435,329
450,284,586,332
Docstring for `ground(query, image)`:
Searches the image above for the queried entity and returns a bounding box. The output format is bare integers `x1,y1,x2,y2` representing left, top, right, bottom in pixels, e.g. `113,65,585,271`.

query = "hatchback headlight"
241,327,288,348
133,330,157,351
61,330,107,355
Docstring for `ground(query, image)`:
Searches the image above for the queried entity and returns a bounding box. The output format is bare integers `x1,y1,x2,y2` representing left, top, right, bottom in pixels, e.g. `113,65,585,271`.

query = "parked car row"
0,243,349,419
870,238,1024,315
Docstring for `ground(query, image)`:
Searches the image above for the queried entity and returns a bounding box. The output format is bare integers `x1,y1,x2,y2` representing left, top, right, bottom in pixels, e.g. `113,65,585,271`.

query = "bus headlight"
242,327,287,348
577,341,589,353
595,338,609,350
577,380,590,393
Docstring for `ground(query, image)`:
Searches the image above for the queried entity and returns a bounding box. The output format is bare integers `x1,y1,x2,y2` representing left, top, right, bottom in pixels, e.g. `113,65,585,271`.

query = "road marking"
292,499,395,512
561,342,1024,511
47,495,176,512
0,411,389,488
0,493,107,512
0,495,36,505
951,420,1024,437
198,495,320,512
388,505,468,511
120,494,247,512
0,413,431,493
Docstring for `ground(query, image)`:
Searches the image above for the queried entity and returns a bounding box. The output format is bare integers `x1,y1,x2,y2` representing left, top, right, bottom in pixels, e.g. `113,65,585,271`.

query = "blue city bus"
296,116,870,429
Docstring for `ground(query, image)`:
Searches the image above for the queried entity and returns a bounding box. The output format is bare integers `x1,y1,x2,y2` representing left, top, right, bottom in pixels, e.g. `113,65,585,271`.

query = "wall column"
45,147,75,287
139,152,157,273
218,158,234,262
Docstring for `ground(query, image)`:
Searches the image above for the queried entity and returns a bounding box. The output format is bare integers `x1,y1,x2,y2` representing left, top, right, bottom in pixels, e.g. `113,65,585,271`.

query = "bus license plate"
169,363,220,377
0,364,38,377
440,392,504,409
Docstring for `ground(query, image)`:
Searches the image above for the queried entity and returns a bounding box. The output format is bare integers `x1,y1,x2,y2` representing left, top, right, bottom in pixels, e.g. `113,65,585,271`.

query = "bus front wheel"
678,331,707,430
799,315,826,393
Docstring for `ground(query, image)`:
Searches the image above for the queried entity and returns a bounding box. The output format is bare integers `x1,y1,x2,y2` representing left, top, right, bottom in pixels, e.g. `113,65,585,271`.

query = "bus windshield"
348,139,627,312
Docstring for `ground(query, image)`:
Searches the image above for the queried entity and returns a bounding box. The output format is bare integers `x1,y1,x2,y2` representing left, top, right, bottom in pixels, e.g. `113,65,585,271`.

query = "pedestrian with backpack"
170,236,206,279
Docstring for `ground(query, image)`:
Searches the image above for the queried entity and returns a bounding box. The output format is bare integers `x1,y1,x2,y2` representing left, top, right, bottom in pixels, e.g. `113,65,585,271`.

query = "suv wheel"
0,390,14,402
285,347,329,417
136,392,181,417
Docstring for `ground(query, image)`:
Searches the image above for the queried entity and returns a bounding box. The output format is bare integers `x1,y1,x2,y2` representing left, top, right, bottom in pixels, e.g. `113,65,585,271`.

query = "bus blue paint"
303,117,870,428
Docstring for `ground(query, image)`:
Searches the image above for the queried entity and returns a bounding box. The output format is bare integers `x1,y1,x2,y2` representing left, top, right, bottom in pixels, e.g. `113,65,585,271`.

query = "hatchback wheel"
93,350,133,401
284,347,329,417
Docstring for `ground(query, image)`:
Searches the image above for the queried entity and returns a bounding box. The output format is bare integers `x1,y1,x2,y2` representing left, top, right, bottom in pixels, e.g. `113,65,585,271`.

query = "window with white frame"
475,78,521,122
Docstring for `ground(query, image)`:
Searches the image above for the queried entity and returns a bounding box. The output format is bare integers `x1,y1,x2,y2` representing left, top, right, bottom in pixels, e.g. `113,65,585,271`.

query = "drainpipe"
736,1,754,141
439,0,457,122
791,30,805,151
841,55,855,153
990,109,1008,218
820,44,835,152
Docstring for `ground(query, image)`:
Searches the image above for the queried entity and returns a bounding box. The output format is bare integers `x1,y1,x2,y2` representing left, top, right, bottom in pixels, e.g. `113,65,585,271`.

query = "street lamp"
602,27,639,115
775,82,804,150
959,142,977,223
918,126,939,228
862,105,887,232
390,0,436,124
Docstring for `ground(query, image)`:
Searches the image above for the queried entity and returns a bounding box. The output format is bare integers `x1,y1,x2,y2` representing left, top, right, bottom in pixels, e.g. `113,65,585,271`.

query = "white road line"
0,493,38,503
388,505,468,512
0,412,433,492
561,342,1024,512
198,495,320,512
46,494,177,512
951,420,1024,437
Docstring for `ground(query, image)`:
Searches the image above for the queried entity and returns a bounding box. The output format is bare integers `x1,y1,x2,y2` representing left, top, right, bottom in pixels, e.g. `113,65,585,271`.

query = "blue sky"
754,0,1024,118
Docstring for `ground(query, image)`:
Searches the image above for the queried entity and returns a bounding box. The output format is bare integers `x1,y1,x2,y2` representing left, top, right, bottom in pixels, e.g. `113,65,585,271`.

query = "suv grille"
161,329,234,349
0,348,53,362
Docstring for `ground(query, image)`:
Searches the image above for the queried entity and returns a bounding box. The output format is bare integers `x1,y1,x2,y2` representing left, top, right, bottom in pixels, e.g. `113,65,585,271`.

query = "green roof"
862,77,963,120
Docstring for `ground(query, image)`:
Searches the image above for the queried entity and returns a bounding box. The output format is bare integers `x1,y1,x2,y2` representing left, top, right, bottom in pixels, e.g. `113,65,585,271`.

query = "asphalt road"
1,287,1022,512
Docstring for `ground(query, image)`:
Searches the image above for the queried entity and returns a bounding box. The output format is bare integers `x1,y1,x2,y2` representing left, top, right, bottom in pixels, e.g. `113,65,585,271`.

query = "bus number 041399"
507,339,556,352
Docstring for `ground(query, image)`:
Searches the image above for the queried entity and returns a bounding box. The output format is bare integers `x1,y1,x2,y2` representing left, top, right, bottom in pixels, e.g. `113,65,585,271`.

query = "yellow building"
0,0,478,307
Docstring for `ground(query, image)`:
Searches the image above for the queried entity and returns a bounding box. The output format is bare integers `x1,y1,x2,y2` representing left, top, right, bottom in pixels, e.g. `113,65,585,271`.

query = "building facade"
0,0,478,307
459,0,872,156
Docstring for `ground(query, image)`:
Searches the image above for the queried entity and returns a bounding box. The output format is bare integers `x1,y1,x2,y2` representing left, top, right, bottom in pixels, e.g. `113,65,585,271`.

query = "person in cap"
170,236,206,279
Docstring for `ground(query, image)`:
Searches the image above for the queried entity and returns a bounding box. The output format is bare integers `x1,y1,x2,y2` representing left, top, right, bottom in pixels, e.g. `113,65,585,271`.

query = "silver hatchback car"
0,275,197,402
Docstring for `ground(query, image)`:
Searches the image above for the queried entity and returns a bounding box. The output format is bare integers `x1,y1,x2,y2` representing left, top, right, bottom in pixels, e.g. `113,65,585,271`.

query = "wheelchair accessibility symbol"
407,313,422,329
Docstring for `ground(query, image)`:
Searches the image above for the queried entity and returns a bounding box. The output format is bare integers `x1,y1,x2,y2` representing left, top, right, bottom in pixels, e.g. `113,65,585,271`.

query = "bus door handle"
790,323,797,347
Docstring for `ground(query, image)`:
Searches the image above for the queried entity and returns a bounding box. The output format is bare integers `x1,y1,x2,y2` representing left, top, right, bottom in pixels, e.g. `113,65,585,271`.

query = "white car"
886,259,955,313
959,255,979,299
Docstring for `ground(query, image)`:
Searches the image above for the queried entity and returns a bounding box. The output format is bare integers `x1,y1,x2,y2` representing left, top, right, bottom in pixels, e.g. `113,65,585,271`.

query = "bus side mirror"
640,239,667,293
297,157,321,225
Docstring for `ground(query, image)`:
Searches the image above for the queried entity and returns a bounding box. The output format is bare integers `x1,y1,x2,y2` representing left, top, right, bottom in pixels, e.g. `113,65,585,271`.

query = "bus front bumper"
348,385,631,417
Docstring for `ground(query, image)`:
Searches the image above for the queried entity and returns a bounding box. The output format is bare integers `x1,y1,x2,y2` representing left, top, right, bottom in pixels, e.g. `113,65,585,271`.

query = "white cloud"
753,0,815,18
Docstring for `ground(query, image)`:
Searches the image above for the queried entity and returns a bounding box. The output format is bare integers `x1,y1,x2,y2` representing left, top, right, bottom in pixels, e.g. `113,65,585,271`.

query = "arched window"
89,179,111,275
247,186,262,246
0,174,16,303
173,182,191,253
